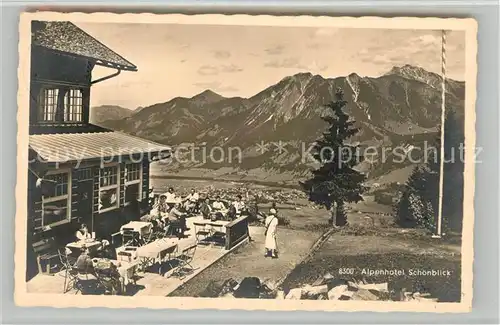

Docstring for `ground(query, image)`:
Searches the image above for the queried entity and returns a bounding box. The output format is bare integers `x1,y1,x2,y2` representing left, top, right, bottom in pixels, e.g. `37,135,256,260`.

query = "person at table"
75,223,92,241
96,240,117,260
200,197,212,219
183,188,199,213
212,196,226,220
155,194,170,217
165,187,176,200
75,245,94,273
226,204,237,221
163,203,189,237
232,195,246,215
212,196,226,211
92,258,123,295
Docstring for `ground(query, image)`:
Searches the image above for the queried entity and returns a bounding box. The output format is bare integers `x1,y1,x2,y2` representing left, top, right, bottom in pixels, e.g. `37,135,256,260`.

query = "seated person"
75,223,92,241
92,258,123,295
199,197,212,219
212,196,226,220
96,240,117,260
163,203,189,237
154,194,170,217
183,188,199,213
226,204,237,221
164,187,177,210
232,195,246,215
75,246,94,273
148,187,155,202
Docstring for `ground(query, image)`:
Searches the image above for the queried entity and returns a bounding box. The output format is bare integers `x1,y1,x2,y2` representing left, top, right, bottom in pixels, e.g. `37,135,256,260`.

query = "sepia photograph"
15,12,477,312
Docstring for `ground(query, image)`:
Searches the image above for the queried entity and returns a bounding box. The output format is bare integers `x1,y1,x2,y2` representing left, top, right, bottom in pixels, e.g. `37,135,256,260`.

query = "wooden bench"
32,237,60,275
225,216,250,250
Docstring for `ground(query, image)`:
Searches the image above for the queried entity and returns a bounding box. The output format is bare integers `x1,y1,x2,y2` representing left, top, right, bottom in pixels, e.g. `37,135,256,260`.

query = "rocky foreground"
199,274,438,302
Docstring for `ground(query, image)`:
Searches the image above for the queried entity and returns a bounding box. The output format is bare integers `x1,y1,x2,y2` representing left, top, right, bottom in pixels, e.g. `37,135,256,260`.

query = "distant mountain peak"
192,89,225,104
384,64,451,88
387,64,433,76
195,89,222,98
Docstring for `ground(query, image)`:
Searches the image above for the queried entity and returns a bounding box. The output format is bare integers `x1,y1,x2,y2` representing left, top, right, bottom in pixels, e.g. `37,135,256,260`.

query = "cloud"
357,32,446,67
265,45,285,55
213,50,231,59
264,57,328,71
198,65,219,76
197,64,243,76
220,64,243,73
370,54,392,64
178,43,191,50
265,57,302,69
415,34,440,46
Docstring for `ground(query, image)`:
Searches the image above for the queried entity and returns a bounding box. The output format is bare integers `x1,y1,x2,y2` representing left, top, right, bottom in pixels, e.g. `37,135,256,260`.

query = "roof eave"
94,59,138,72
33,45,138,72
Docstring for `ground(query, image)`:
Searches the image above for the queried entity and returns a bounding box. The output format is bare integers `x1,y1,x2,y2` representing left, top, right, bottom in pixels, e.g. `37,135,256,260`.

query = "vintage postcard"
15,12,477,313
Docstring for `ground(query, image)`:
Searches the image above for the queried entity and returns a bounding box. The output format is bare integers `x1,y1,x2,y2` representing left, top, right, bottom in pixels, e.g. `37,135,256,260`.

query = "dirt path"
169,226,323,297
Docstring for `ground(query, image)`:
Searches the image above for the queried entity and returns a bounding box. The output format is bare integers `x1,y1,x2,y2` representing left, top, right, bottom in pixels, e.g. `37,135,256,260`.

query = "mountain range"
92,64,465,186
90,105,134,125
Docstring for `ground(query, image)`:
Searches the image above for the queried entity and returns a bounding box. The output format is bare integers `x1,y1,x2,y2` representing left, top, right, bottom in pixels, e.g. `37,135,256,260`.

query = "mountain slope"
90,105,134,126
101,65,465,182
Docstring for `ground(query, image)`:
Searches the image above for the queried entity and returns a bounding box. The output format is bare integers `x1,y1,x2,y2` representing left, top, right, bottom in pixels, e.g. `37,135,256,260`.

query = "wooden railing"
225,215,250,250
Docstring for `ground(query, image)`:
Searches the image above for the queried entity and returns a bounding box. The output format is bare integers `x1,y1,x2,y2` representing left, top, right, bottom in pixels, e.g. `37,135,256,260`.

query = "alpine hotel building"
26,21,171,279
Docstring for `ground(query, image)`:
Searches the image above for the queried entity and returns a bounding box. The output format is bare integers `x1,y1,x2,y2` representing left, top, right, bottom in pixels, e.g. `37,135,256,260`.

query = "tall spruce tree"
394,109,464,232
301,88,366,226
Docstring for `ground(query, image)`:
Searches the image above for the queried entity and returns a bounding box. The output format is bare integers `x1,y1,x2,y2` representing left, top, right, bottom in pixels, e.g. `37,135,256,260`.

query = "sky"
77,22,466,109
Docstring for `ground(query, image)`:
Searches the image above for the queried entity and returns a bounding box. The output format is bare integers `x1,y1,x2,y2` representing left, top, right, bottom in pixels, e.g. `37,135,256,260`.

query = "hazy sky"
77,22,466,109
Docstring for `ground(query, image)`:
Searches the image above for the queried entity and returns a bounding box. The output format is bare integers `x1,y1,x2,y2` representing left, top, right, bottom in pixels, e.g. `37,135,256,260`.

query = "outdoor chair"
94,266,123,295
57,248,76,273
59,252,91,294
141,230,155,245
33,237,61,275
111,231,123,247
122,228,141,247
171,244,197,280
158,243,179,276
209,222,227,247
164,219,186,239
193,222,211,245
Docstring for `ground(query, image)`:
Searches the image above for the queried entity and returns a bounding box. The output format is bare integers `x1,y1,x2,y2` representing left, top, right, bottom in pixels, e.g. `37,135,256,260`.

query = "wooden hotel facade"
26,21,171,279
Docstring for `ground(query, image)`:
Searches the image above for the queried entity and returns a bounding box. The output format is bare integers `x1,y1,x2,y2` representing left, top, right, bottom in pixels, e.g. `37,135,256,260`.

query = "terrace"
27,214,251,296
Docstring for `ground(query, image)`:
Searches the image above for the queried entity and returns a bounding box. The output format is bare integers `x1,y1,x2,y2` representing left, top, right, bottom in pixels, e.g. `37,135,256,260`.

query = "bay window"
42,171,71,227
124,162,142,205
99,165,119,212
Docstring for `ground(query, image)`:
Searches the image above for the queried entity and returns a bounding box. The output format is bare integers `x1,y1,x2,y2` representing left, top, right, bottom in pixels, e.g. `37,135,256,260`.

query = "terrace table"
194,219,230,227
66,239,102,256
192,220,230,246
120,221,153,239
92,258,140,294
136,238,178,273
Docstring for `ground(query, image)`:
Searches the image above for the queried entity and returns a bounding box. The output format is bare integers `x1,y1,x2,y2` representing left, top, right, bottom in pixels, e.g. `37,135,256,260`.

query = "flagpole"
433,29,446,239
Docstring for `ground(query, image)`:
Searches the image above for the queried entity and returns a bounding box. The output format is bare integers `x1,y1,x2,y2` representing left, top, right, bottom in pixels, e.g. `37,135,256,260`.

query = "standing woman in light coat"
264,208,279,258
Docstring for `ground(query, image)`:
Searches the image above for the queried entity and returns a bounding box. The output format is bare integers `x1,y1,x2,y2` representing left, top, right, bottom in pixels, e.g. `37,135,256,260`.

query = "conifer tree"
395,109,464,232
301,88,366,226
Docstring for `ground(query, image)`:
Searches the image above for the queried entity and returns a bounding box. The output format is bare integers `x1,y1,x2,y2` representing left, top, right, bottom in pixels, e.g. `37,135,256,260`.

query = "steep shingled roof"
32,21,137,71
